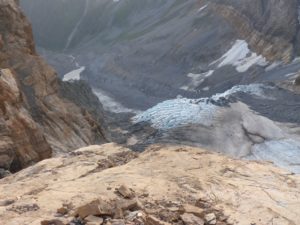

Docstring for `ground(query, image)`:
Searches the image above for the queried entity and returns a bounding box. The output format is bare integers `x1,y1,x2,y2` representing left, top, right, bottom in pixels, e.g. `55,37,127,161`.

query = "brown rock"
145,215,172,225
180,204,204,217
84,215,104,224
116,185,135,199
195,198,211,209
111,219,126,225
75,199,114,219
40,219,65,225
114,207,124,219
0,199,15,206
180,213,204,225
204,213,217,225
216,222,227,225
57,207,68,215
117,199,142,211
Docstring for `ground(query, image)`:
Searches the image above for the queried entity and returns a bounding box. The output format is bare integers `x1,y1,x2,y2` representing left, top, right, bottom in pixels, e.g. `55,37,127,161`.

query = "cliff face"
0,69,52,173
0,0,106,172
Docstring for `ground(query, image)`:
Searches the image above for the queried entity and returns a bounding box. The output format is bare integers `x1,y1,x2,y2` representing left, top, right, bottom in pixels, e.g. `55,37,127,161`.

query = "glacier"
133,84,272,129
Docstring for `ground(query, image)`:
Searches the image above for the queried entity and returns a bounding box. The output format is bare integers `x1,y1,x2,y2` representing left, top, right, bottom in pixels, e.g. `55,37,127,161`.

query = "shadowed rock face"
0,0,107,171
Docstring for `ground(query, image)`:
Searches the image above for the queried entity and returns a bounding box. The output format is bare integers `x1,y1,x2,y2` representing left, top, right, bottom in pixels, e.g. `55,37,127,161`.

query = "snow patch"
133,84,271,129
211,40,268,72
198,4,208,13
63,66,85,82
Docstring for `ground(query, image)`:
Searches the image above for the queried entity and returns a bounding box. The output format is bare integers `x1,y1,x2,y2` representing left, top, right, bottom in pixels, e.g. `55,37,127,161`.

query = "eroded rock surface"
0,143,299,225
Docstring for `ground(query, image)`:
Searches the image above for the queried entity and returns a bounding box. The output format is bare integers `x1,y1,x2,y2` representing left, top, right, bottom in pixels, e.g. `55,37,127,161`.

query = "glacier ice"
133,84,271,129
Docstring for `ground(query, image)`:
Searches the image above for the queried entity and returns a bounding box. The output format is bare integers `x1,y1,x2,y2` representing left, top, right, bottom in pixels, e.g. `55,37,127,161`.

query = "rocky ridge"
0,143,299,225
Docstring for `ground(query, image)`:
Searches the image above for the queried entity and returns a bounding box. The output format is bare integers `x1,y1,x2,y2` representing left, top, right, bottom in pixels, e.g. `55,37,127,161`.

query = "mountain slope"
20,0,300,173
21,0,300,109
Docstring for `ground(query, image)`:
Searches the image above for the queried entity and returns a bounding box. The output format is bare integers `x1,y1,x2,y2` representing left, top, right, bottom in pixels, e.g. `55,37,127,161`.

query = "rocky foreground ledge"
0,143,299,225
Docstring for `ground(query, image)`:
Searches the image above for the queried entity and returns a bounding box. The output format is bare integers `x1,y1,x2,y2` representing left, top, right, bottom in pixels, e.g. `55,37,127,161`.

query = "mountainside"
1,2,300,225
0,144,299,225
20,0,300,109
0,0,107,173
20,0,300,173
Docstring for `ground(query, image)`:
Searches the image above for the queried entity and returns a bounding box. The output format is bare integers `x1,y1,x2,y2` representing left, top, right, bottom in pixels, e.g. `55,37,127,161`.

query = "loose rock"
180,213,204,225
40,219,65,225
111,219,126,225
146,215,172,225
75,199,114,219
84,215,104,224
116,185,135,199
180,204,204,217
0,199,15,206
57,207,68,215
205,213,217,225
